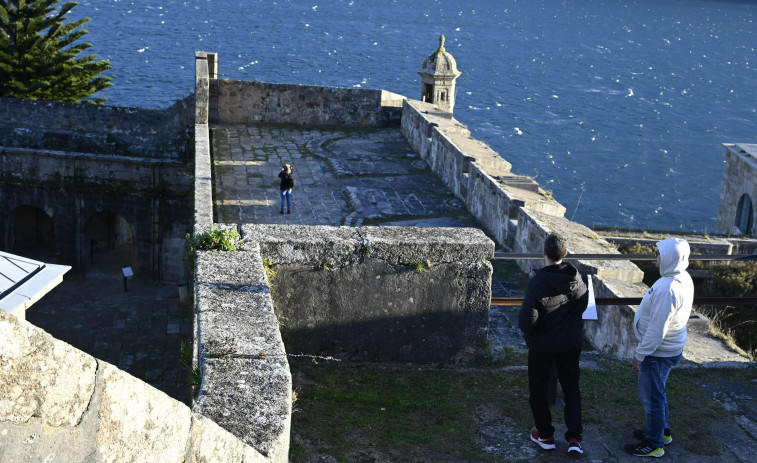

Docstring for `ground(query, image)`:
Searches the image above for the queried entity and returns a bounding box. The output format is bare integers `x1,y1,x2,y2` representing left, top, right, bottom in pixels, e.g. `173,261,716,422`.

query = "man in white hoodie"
625,238,693,458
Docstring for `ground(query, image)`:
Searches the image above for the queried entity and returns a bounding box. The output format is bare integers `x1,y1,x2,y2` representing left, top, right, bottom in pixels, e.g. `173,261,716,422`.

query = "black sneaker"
567,438,583,456
625,439,664,458
633,429,672,445
529,430,555,450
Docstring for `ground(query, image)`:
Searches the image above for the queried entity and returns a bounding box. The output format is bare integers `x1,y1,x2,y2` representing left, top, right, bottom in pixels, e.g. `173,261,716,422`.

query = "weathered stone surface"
717,144,757,236
0,310,96,427
515,208,645,283
195,248,268,286
197,287,284,359
248,224,494,363
212,80,403,127
273,258,492,363
584,276,648,359
194,357,292,461
360,226,493,265
189,413,268,463
97,362,192,463
242,224,362,267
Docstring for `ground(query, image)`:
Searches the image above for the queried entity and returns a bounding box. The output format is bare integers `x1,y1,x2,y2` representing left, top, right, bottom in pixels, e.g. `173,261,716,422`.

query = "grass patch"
290,358,751,461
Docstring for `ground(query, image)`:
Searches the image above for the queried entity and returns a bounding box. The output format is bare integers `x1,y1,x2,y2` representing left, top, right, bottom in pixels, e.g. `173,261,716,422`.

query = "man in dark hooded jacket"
519,233,589,456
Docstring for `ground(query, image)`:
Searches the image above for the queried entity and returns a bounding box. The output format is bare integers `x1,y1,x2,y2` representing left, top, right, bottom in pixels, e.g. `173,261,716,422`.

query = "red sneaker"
568,438,583,455
530,430,556,450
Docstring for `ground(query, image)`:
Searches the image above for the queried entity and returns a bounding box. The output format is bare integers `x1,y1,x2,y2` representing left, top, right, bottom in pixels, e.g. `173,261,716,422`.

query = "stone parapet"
602,235,734,255
401,99,565,248
584,276,648,359
241,224,494,364
193,123,214,233
0,310,266,463
193,246,292,462
212,80,404,127
514,208,645,283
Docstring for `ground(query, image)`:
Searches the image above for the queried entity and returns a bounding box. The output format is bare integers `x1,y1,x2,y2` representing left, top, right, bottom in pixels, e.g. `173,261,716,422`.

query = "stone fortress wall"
0,97,194,280
1,48,752,463
190,51,757,460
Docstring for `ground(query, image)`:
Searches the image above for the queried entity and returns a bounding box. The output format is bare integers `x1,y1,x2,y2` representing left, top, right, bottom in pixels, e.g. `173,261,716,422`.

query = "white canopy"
0,251,70,319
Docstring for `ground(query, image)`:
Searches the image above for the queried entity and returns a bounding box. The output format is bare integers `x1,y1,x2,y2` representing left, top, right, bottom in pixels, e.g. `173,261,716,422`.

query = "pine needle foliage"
0,0,112,103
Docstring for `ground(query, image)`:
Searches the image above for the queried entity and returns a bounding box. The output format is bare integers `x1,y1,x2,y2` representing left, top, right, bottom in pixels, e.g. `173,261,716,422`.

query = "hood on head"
656,238,690,276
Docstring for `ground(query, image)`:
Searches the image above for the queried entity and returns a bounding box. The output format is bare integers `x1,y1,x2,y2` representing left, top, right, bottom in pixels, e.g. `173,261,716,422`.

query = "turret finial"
438,35,446,53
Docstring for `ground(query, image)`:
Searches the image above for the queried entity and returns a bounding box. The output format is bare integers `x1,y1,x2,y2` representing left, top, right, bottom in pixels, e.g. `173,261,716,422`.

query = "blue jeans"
280,189,291,211
638,353,682,448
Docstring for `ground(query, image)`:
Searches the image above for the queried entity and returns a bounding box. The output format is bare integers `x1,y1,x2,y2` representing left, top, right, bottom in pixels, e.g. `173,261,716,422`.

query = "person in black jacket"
278,164,295,214
519,233,589,456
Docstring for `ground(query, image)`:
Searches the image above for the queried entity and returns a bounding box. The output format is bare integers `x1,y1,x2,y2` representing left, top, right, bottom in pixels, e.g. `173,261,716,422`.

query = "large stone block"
0,310,96,427
189,413,268,463
242,224,363,267
244,224,494,363
194,357,292,462
97,363,192,463
197,286,284,360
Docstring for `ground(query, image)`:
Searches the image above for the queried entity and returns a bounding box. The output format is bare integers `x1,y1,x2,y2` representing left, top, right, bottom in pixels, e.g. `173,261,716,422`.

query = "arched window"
735,193,753,235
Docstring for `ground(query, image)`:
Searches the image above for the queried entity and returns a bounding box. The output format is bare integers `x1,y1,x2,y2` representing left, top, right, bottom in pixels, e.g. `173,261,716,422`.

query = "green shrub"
184,227,242,267
186,227,241,252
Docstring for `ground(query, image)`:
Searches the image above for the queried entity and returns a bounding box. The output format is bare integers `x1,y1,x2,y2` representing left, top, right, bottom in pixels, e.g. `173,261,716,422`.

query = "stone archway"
13,205,55,260
735,193,753,235
85,211,135,274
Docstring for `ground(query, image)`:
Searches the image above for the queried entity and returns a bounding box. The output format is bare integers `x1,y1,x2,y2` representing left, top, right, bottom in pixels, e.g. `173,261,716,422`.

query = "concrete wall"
0,96,194,159
244,224,494,363
0,310,267,463
717,144,757,237
211,80,404,127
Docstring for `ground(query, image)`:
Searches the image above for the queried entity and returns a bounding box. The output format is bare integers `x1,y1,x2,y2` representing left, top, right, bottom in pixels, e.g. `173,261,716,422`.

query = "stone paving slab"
25,272,192,403
210,124,479,228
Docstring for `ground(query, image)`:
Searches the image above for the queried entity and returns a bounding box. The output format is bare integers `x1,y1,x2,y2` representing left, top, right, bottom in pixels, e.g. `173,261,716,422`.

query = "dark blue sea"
73,0,757,233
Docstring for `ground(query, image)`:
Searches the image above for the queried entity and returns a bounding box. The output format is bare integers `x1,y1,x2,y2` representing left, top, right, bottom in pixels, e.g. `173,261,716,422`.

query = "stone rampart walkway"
210,124,479,228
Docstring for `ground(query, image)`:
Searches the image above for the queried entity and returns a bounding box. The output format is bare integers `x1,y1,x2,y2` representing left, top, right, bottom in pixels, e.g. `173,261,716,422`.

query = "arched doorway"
13,205,55,260
86,212,134,274
735,194,753,235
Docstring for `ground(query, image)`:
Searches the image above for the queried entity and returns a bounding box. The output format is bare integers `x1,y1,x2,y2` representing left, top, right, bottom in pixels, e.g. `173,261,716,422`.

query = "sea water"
72,0,757,232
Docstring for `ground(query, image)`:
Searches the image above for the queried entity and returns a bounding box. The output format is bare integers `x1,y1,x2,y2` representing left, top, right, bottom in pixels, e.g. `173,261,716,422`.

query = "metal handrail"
493,252,757,261
491,253,757,306
491,297,757,307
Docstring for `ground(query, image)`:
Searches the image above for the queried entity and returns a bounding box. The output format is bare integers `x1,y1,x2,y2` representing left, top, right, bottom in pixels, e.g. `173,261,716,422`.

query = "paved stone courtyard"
211,125,479,228
26,269,192,403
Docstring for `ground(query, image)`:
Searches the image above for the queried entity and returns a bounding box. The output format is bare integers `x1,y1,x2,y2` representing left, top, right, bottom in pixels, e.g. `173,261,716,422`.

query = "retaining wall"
0,96,194,159
244,224,494,363
0,310,266,463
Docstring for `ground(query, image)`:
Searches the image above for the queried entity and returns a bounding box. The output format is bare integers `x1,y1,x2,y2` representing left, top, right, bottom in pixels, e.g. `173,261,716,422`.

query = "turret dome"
419,35,461,78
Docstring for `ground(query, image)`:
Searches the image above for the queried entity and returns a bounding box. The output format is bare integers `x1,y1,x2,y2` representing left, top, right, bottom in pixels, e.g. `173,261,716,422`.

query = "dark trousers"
528,348,583,442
